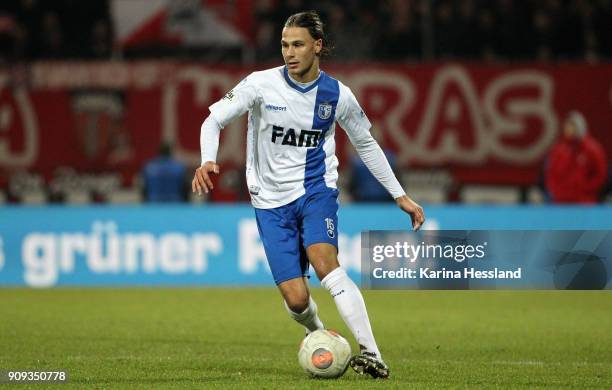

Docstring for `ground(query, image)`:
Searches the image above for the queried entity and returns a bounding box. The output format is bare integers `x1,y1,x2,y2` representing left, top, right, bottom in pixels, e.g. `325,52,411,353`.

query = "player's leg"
307,245,382,355
300,189,389,378
254,206,324,334
308,244,388,378
277,276,324,333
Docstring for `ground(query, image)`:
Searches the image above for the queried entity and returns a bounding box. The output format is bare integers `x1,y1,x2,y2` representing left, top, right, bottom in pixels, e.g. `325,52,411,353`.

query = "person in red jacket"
545,111,608,203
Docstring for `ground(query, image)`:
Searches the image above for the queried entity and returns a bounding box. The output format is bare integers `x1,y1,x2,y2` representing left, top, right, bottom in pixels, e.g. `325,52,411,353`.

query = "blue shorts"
254,189,339,285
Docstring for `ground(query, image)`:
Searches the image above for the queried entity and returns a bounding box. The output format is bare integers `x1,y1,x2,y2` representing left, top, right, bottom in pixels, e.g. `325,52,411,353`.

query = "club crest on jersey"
318,103,332,120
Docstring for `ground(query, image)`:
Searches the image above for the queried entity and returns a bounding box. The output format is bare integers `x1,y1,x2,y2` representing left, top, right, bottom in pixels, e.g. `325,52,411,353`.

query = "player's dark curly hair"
284,10,333,57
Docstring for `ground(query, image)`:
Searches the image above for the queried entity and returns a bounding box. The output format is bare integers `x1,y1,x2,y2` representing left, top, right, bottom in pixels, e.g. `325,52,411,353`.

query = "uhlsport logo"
265,103,287,112
318,103,332,120
325,218,335,238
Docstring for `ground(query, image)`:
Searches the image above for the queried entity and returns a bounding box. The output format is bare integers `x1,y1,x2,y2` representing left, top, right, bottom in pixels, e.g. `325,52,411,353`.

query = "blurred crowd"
1,0,611,205
255,0,612,63
0,0,112,61
1,0,612,63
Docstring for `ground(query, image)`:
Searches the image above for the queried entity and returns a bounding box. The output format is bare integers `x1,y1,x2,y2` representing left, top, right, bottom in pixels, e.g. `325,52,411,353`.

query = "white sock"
321,267,382,360
284,296,324,333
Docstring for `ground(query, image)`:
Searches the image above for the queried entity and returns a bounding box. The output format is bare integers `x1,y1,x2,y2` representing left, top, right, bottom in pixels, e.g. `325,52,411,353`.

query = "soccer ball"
298,329,352,378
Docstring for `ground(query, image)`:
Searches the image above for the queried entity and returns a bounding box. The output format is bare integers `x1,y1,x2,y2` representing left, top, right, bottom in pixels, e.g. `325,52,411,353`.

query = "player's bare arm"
192,161,219,195
395,194,425,231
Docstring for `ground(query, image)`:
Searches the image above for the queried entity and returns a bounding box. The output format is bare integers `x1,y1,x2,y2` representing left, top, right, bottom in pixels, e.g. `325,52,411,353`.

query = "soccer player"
193,10,425,379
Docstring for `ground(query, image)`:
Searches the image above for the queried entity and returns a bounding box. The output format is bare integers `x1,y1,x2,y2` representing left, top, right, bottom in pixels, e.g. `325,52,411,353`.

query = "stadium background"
0,1,611,388
1,0,612,287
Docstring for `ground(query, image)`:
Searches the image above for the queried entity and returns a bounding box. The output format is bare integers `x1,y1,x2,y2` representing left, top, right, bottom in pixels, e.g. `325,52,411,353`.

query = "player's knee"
308,244,335,259
309,254,340,280
307,245,339,272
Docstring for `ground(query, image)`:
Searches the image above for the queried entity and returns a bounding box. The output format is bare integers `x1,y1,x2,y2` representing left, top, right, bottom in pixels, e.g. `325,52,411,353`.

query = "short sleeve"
209,75,259,127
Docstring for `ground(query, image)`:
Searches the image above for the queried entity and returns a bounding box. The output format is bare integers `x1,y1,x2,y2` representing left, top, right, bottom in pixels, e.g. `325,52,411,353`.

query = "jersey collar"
283,66,322,93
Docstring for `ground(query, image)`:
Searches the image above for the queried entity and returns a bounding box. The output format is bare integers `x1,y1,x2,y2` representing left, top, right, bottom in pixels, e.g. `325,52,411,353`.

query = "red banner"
1,62,611,188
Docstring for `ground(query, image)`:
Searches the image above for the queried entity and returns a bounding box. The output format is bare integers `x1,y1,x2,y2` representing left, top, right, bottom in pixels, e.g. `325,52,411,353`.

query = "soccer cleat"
349,351,389,379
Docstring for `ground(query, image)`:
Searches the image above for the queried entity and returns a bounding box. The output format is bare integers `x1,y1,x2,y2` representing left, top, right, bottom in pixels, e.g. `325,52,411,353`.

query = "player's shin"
284,295,324,333
321,267,382,360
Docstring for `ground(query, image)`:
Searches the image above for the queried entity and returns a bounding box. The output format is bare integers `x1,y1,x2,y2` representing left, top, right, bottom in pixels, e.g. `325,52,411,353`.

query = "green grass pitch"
1,288,611,389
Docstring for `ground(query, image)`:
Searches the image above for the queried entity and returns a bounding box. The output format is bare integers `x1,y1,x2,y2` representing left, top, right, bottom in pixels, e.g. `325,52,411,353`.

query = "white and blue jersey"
204,65,404,209
202,65,405,284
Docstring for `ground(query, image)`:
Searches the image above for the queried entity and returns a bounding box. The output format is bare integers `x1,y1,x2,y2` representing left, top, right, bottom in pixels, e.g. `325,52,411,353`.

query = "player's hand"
395,195,425,231
192,161,219,195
